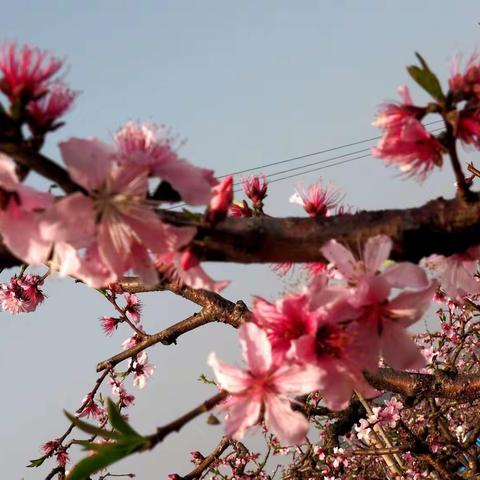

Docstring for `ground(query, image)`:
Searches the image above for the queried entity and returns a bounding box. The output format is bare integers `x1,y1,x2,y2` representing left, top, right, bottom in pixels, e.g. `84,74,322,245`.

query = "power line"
216,119,443,179
166,122,444,210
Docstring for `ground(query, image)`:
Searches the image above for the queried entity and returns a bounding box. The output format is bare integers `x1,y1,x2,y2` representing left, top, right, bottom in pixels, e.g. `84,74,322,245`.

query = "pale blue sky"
1,2,480,478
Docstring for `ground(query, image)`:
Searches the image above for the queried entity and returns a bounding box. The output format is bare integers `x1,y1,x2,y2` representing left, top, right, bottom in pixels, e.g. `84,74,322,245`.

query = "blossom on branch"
208,322,324,444
372,86,444,179
0,42,63,102
0,273,45,314
289,180,343,217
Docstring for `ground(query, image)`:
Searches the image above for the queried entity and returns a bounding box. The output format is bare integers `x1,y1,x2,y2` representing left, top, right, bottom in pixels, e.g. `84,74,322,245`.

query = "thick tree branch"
160,194,480,264
366,368,480,400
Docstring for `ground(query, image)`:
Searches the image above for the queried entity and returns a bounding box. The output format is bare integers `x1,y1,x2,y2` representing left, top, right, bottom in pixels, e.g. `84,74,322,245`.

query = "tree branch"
366,368,480,400
146,391,227,449
96,303,244,372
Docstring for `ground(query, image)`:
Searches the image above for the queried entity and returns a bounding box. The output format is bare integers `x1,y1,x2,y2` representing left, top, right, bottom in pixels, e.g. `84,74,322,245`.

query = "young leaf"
67,438,146,480
106,399,140,437
64,411,121,441
407,52,445,101
27,456,47,468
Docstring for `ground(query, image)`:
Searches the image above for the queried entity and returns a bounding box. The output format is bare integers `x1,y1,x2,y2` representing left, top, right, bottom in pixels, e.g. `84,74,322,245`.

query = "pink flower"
79,395,104,419
100,316,119,336
42,138,196,287
422,246,480,299
0,274,45,314
55,449,69,466
41,440,59,455
207,176,233,222
0,42,63,102
320,236,436,370
252,293,313,361
288,306,378,411
289,180,343,217
355,419,372,442
124,293,142,323
131,352,155,389
449,52,480,98
372,85,420,129
27,82,78,131
115,121,216,205
208,323,323,444
372,116,444,179
240,175,268,206
321,235,428,289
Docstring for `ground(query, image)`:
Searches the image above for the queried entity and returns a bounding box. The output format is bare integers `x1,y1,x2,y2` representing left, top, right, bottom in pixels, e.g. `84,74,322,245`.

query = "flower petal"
264,393,309,445
59,138,114,191
207,352,251,393
239,323,272,375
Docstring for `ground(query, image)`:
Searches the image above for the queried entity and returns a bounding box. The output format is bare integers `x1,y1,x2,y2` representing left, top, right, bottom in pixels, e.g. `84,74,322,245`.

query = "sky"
1,1,480,478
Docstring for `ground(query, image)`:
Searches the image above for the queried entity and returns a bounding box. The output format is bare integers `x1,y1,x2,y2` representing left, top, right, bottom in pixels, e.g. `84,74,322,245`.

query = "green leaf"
67,438,146,480
27,456,47,468
198,373,216,386
106,399,140,437
64,411,121,441
406,52,445,101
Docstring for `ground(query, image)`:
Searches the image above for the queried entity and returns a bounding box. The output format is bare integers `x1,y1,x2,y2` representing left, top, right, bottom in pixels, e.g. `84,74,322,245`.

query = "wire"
165,122,445,210
216,119,443,179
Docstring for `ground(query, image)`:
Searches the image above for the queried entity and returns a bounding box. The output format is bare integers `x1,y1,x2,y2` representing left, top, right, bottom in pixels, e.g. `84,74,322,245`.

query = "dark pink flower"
449,53,480,99
0,274,45,314
55,449,69,466
79,395,104,419
240,175,268,205
0,42,63,102
372,116,443,179
100,316,119,335
290,181,343,217
27,82,78,131
41,440,59,455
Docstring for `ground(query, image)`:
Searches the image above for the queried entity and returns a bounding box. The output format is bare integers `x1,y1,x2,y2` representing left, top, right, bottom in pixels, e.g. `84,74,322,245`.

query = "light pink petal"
97,218,129,278
178,264,230,292
380,321,426,370
223,395,262,440
363,235,392,273
155,159,216,206
17,185,54,211
271,363,324,395
0,201,51,264
39,193,95,247
264,393,309,445
381,262,429,289
321,239,357,280
239,323,272,376
0,154,19,189
387,281,437,327
207,352,251,393
109,164,149,197
59,138,114,191
316,360,357,411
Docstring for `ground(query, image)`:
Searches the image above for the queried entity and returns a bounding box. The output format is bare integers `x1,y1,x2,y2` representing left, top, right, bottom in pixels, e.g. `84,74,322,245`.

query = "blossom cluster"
0,43,234,292
372,54,480,180
208,235,450,445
